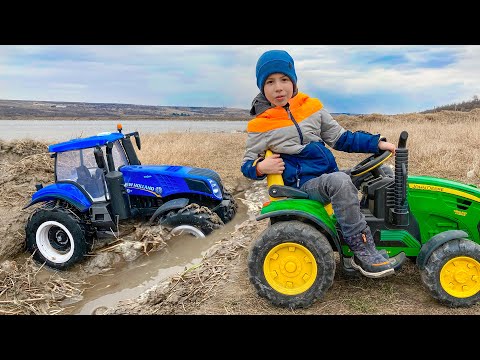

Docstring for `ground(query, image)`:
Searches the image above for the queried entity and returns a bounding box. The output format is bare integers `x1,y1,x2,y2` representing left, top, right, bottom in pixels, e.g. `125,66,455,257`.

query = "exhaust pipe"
389,131,409,226
105,171,131,221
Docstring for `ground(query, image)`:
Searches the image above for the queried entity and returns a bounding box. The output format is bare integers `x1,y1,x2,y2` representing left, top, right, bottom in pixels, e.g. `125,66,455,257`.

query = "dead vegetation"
94,223,169,256
0,256,86,315
0,109,479,315
104,215,265,315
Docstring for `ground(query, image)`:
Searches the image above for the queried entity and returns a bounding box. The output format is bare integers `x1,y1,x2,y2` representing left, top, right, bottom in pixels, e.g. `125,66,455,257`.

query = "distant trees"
422,95,480,113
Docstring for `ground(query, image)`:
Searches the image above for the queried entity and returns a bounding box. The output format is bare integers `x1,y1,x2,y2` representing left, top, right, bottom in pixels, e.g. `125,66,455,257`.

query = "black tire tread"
214,190,238,224
248,220,335,309
159,203,223,236
420,238,480,308
25,201,91,270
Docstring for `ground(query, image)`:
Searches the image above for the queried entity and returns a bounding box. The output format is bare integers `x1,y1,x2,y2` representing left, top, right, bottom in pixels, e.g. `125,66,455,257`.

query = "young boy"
241,49,397,278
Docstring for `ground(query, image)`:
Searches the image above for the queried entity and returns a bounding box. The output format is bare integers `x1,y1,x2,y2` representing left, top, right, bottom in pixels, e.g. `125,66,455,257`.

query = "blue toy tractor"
23,124,237,270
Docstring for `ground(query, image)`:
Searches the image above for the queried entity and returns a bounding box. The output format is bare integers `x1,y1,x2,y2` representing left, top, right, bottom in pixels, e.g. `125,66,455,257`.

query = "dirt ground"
1,116,480,315
102,180,480,315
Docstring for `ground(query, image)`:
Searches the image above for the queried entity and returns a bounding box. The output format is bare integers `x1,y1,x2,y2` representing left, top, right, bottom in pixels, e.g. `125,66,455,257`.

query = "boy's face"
263,73,294,107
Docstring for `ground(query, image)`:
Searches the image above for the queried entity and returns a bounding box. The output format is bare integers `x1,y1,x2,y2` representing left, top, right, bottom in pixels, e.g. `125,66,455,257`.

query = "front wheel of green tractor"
248,220,335,309
420,238,480,308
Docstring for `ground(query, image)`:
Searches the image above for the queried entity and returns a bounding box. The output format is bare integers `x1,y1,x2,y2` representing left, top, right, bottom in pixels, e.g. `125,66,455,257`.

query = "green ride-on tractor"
248,131,480,308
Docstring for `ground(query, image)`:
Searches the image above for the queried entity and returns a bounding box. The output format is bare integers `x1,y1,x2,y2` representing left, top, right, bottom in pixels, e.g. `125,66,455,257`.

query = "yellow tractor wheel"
248,220,335,309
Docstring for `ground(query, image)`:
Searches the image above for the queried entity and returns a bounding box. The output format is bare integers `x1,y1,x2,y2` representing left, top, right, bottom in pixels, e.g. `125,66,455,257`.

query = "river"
0,119,248,142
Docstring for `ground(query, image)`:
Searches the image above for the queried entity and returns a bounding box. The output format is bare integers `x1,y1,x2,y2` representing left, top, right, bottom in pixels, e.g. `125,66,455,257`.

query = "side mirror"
94,147,107,171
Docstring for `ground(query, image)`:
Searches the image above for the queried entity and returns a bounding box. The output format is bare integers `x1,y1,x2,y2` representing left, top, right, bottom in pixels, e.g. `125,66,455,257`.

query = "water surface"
0,119,248,142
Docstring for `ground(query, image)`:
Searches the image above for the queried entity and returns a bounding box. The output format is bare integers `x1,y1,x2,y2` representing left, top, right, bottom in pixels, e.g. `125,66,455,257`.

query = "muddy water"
62,198,249,315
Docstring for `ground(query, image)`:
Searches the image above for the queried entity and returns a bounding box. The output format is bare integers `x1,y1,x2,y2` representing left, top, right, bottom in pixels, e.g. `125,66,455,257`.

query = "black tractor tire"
248,220,335,309
214,190,238,224
159,204,222,237
420,238,480,308
25,204,92,270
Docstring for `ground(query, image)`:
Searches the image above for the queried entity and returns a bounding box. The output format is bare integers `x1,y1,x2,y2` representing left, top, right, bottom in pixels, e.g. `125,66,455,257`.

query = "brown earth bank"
1,110,480,315
0,99,251,121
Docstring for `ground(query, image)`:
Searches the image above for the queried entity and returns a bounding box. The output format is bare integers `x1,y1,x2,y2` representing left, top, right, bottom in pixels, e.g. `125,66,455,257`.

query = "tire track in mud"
62,190,254,315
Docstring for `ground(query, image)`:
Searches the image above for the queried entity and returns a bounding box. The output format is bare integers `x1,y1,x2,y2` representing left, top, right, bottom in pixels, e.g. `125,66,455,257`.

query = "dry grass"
137,110,480,189
1,109,479,315
106,109,480,315
346,110,480,184
138,132,249,191
0,256,86,315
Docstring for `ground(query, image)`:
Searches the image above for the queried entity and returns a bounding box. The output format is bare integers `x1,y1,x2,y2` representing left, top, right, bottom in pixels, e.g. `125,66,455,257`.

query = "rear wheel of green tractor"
248,220,335,309
420,239,480,307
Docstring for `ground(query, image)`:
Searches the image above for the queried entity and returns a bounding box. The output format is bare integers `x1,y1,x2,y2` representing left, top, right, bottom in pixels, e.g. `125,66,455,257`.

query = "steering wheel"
350,150,393,177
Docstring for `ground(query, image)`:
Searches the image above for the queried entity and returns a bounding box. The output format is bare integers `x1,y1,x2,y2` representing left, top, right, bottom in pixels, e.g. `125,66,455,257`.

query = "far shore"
0,116,249,121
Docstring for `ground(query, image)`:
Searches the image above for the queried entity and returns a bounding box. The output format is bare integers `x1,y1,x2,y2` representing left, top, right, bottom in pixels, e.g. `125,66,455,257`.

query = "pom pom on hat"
256,50,297,94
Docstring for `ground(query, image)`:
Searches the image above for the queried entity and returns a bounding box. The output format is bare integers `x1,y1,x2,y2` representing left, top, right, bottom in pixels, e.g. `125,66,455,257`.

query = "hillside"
3,96,480,121
421,96,480,113
0,99,252,121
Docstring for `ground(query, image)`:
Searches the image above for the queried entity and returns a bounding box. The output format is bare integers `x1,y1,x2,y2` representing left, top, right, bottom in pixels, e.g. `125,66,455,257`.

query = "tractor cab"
50,131,123,202
54,145,109,201
48,124,141,203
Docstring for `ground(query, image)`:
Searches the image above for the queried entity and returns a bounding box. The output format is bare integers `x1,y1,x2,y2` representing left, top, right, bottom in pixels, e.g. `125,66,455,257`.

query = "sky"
0,45,479,115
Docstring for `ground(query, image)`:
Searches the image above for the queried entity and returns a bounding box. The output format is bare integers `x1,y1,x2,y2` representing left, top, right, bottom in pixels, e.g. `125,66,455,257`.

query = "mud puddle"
60,197,249,315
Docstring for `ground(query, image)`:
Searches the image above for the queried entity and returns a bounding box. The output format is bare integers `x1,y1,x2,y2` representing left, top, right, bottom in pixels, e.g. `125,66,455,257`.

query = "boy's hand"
257,153,285,175
379,140,396,155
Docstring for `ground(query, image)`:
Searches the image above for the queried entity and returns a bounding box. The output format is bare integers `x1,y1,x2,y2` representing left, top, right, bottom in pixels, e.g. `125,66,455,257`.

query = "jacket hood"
249,93,272,116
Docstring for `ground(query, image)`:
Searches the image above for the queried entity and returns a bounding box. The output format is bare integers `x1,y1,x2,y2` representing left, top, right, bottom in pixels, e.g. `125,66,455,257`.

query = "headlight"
208,179,222,200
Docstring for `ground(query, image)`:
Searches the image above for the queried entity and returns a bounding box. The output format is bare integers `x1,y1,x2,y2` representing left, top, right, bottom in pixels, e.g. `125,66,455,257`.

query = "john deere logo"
454,209,467,216
409,184,444,192
409,183,480,202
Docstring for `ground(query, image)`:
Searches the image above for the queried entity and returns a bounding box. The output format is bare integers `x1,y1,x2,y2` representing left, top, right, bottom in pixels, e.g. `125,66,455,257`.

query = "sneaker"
374,248,388,259
360,226,388,257
344,226,395,278
350,255,395,278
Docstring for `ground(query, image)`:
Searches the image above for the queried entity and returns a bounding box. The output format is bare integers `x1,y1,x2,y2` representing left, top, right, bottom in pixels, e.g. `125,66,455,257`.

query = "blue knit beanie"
256,50,297,95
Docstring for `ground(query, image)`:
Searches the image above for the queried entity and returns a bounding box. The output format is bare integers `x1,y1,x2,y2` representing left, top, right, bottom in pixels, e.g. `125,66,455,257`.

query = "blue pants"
300,171,365,237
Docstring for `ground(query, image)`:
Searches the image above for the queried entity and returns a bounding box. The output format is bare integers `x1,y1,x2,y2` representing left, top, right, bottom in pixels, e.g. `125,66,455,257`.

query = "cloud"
0,45,478,114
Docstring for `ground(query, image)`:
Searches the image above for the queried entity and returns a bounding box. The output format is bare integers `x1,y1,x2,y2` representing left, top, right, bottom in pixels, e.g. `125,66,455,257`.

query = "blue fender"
148,198,189,224
416,230,469,270
23,182,92,212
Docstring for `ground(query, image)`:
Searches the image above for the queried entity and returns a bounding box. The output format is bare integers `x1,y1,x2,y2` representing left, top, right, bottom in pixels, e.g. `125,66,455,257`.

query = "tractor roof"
49,132,125,153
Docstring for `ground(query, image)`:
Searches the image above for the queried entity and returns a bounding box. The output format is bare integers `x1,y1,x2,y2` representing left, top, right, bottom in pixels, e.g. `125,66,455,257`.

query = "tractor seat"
268,185,309,199
76,165,105,199
76,165,93,185
268,184,334,216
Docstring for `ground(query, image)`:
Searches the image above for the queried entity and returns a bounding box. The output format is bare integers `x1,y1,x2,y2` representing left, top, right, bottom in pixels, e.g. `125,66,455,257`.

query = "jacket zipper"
284,103,303,187
284,103,303,145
